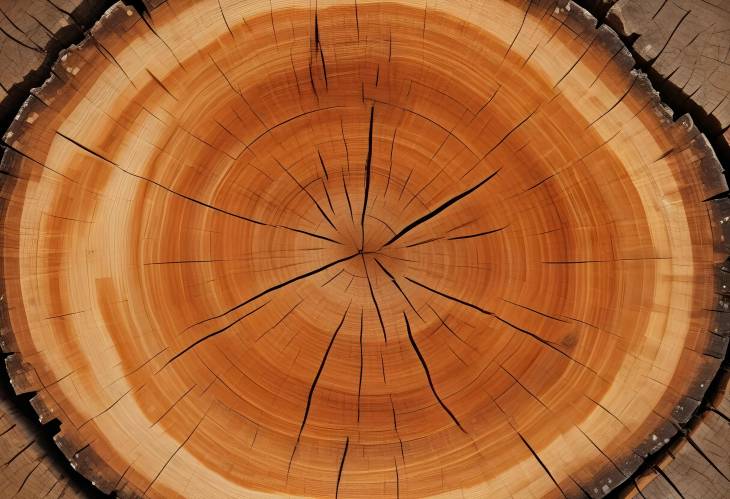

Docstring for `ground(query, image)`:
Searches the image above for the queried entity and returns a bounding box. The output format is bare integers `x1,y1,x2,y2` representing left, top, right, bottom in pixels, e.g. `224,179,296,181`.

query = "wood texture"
0,0,727,498
0,0,116,131
622,369,730,498
602,0,730,161
0,382,84,498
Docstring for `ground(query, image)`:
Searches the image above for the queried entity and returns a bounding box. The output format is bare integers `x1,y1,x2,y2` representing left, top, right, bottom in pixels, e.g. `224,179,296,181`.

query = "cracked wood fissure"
289,307,349,475
361,105,375,249
362,255,388,342
335,436,349,498
55,131,340,244
383,168,501,247
403,313,466,433
1,0,728,498
186,252,360,332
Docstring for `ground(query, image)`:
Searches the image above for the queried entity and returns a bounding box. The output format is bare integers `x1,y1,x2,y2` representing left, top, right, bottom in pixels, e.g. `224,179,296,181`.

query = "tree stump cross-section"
0,0,728,498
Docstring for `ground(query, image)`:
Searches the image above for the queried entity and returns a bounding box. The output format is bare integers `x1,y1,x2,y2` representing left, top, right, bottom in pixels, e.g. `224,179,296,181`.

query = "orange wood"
1,1,726,497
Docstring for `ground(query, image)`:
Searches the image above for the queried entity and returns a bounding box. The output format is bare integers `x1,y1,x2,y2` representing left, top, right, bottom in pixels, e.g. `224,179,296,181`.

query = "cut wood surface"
0,0,728,498
621,368,730,498
598,0,730,161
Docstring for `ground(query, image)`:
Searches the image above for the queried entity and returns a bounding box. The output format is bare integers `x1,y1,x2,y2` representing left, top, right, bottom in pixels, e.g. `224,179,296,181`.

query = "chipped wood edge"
1,5,149,496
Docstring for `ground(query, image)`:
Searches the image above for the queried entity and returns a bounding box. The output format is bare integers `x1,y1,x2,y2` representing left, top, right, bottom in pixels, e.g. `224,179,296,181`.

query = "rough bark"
583,0,730,166
0,382,84,498
0,0,116,134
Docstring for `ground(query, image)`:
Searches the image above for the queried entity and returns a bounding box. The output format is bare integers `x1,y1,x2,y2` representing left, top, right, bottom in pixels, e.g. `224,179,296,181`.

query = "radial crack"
187,252,360,332
374,258,422,319
383,168,501,247
164,301,269,368
362,255,388,342
288,307,350,476
405,276,493,315
55,131,338,244
403,313,465,432
275,158,337,230
517,433,567,498
361,105,375,249
335,436,349,498
448,226,506,241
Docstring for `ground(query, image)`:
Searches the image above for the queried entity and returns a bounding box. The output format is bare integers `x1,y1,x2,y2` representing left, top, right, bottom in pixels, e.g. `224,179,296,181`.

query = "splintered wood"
0,385,84,498
0,0,727,498
0,0,115,127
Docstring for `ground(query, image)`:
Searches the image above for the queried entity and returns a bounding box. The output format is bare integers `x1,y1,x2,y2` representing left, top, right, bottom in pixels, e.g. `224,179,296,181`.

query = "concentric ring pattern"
1,0,726,497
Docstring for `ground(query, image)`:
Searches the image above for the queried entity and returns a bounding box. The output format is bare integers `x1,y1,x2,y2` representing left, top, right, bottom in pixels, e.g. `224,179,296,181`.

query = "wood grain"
0,0,116,132
602,0,730,163
0,381,84,498
0,0,727,497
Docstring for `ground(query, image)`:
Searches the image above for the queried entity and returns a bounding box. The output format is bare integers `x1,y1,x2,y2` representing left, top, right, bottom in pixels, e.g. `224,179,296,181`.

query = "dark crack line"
318,150,337,215
584,394,629,431
321,268,345,288
403,313,465,432
256,299,304,341
390,395,406,465
685,433,730,482
383,168,501,247
275,158,337,231
317,149,329,179
15,460,42,496
463,101,539,179
143,411,207,494
335,437,349,498
406,277,599,375
374,258,422,320
55,131,338,244
362,255,388,342
313,9,329,89
654,465,685,498
517,432,567,497
149,384,196,427
500,365,549,412
493,315,602,379
186,252,360,332
448,226,506,241
341,118,351,172
164,301,270,369
502,299,570,323
343,169,355,223
394,457,400,498
288,306,350,477
426,304,475,350
384,128,397,201
361,106,375,249
3,439,35,466
406,237,443,248
399,168,413,200
146,69,179,101
405,276,493,315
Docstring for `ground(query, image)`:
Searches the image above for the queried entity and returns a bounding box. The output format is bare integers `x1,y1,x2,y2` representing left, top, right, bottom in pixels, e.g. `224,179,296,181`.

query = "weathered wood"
603,0,730,161
636,469,684,498
627,367,730,497
0,383,83,498
0,0,727,497
0,0,115,131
